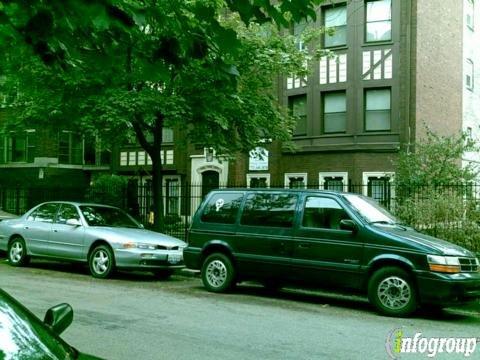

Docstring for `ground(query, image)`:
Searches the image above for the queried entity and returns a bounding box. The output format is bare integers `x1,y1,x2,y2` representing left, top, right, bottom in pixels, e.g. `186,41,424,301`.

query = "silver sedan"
0,201,186,279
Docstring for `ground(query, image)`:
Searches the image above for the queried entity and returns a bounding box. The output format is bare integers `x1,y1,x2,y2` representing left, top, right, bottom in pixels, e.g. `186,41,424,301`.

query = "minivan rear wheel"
201,253,236,293
368,266,417,317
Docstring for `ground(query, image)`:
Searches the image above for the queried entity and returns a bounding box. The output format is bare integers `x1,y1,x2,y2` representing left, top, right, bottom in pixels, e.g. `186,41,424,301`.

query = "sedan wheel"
8,237,29,267
201,253,236,293
89,245,115,278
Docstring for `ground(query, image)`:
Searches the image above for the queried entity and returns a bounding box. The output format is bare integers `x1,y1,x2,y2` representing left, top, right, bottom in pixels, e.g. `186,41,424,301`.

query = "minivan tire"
368,266,418,317
201,253,236,293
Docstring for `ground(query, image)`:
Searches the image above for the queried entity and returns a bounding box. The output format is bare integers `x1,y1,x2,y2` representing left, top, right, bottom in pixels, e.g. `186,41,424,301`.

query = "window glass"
293,20,307,50
367,177,392,208
467,0,474,30
365,88,391,131
32,204,58,223
80,206,140,228
323,177,345,191
324,92,347,133
163,128,174,143
56,204,80,224
249,176,269,188
287,176,306,189
241,193,298,228
324,5,347,47
0,135,5,164
302,197,350,230
201,193,244,224
166,179,180,215
289,95,307,136
10,135,26,162
466,59,474,90
366,0,391,42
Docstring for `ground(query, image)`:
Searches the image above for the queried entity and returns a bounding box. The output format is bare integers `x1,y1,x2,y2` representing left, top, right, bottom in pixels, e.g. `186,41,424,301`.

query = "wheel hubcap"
10,242,23,263
377,276,411,310
93,250,109,274
206,260,227,288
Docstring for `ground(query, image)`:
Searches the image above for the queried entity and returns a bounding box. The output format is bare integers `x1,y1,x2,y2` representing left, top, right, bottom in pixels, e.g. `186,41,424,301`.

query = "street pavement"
1,257,479,360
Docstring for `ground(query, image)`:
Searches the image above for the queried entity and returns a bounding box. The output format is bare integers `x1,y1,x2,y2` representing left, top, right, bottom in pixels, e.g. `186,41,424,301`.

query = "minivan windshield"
342,194,399,224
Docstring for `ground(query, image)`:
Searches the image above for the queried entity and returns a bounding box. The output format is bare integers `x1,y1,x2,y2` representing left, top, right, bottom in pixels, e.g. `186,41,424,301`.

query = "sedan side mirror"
66,219,81,226
340,219,357,233
44,303,73,335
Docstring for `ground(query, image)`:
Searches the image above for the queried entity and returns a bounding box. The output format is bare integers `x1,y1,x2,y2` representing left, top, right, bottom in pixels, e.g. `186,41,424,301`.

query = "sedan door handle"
52,229,58,232
24,226,29,230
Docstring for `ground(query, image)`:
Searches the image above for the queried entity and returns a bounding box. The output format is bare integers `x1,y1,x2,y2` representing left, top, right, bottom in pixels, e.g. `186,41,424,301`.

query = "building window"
319,172,348,192
246,174,270,188
2,131,36,163
362,172,395,210
293,20,308,51
323,91,347,133
163,128,174,143
138,151,146,165
365,88,391,131
120,152,128,166
324,5,347,48
467,0,475,30
128,151,136,166
285,173,307,189
365,0,392,42
289,95,307,136
84,136,110,166
466,59,474,90
59,131,83,165
164,177,180,215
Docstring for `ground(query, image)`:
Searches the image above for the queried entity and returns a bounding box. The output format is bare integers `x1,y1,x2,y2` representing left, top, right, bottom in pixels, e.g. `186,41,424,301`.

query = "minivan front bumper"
416,271,480,306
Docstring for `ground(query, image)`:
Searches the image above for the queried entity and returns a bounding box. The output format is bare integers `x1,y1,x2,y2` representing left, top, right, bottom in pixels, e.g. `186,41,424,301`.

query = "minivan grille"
459,258,479,273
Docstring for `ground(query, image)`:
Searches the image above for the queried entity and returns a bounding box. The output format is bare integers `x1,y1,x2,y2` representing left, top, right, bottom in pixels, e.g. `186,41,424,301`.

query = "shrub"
86,174,127,208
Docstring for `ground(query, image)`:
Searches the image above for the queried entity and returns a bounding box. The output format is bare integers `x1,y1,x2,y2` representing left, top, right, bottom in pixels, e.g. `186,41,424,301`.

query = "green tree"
0,0,324,231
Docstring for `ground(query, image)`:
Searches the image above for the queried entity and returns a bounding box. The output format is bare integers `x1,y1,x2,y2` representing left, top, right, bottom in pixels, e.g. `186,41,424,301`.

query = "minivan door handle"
298,243,310,249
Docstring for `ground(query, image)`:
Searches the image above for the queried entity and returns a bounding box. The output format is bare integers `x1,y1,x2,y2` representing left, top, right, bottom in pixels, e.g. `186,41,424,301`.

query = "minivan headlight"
427,255,461,274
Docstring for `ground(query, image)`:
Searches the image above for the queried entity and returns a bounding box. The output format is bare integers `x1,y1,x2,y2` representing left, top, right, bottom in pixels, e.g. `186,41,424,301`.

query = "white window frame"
246,173,271,188
319,172,349,192
284,173,308,189
362,172,395,208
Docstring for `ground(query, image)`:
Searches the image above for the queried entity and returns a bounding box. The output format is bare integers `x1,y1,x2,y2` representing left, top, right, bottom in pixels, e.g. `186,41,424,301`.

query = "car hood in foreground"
86,227,186,247
375,225,475,257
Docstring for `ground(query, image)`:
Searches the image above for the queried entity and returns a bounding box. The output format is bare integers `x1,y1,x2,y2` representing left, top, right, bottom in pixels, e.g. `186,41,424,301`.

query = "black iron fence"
1,182,480,252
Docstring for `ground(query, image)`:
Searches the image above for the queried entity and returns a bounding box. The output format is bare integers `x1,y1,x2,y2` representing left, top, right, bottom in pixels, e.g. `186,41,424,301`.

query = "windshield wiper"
369,220,408,230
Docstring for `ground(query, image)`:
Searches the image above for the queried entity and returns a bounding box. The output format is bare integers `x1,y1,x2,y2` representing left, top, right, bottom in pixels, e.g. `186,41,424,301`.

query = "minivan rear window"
201,193,244,224
240,193,298,228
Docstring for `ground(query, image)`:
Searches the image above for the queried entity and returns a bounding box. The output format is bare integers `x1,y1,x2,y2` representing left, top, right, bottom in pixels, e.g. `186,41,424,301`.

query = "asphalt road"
1,258,479,360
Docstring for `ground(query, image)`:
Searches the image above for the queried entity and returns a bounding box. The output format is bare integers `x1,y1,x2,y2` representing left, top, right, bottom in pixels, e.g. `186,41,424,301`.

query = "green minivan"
184,189,480,316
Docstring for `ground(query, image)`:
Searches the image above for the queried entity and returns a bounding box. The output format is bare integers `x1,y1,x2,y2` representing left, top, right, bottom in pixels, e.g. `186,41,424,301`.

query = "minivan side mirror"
66,219,81,226
340,219,357,233
44,303,73,335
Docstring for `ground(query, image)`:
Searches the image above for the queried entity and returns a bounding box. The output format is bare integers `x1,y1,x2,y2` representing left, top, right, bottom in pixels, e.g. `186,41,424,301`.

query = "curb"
176,268,200,278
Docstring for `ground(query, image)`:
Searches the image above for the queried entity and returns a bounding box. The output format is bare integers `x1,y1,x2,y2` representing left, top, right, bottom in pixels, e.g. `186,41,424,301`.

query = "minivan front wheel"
368,266,417,317
201,253,236,293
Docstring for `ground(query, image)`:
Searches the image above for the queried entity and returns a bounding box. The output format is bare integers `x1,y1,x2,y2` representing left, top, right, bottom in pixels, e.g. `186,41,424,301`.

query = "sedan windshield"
342,194,399,224
80,206,141,228
0,291,75,360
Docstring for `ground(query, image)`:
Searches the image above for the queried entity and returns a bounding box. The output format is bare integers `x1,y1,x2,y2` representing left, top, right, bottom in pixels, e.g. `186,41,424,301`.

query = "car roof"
35,201,118,208
208,188,347,196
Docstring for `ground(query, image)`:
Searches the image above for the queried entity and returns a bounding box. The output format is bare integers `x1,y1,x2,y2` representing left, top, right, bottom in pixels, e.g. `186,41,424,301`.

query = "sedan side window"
302,197,350,230
56,204,80,224
32,204,58,223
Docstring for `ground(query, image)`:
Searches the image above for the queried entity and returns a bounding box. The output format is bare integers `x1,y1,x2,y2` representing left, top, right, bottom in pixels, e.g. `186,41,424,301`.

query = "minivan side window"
302,197,350,230
201,193,244,224
240,193,298,228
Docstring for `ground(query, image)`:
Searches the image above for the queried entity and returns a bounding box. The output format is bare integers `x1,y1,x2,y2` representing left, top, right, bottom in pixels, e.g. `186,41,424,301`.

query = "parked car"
0,288,102,359
184,189,480,317
0,202,186,279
